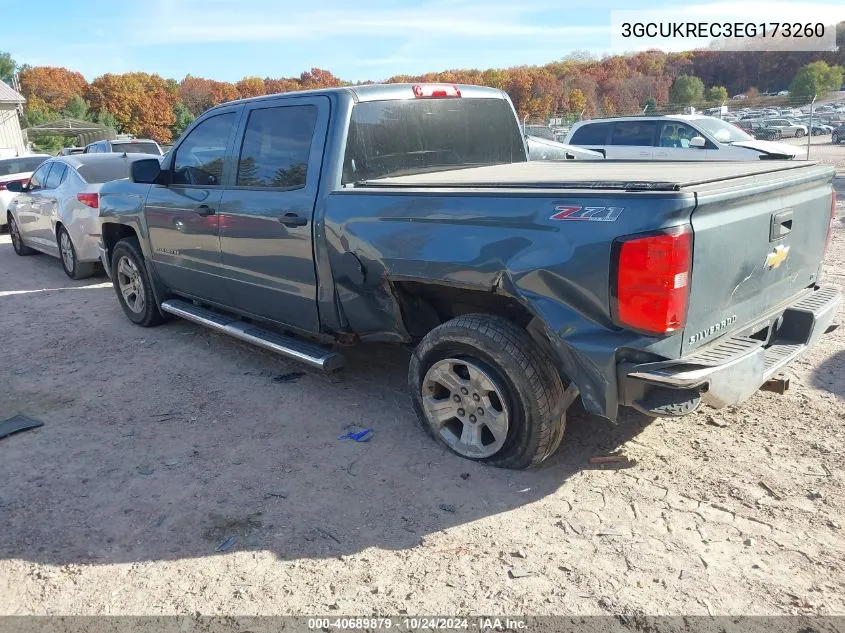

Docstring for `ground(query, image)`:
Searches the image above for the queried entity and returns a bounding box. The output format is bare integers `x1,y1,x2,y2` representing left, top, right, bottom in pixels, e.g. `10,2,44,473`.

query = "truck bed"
357,160,824,192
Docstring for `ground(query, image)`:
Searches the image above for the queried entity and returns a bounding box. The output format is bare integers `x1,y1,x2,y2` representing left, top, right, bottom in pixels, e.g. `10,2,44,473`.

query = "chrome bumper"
621,285,841,409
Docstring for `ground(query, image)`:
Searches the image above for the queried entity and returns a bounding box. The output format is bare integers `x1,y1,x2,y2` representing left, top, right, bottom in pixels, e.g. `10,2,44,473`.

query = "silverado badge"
765,244,790,269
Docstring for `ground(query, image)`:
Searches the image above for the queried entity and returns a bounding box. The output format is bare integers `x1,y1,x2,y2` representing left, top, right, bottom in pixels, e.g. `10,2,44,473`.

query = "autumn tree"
299,68,343,89
669,74,705,105
707,85,728,102
264,78,301,94
236,76,266,98
19,66,88,111
789,61,844,99
0,51,15,84
21,96,60,128
87,72,177,142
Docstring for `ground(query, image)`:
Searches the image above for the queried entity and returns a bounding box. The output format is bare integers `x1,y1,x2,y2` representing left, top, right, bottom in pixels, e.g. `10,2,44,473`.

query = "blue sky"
4,0,845,82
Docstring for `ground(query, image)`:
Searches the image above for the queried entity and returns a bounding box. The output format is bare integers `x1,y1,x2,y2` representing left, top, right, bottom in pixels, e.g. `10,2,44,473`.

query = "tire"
57,225,95,280
795,129,805,138
111,237,164,327
408,314,566,469
8,214,35,256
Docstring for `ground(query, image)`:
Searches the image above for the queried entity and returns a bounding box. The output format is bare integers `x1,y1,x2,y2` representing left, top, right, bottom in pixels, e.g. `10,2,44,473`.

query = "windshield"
112,142,161,155
342,98,526,184
693,118,753,143
0,156,48,177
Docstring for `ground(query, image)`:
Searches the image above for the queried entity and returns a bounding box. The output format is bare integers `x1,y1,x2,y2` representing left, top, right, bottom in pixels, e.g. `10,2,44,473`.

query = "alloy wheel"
116,255,145,314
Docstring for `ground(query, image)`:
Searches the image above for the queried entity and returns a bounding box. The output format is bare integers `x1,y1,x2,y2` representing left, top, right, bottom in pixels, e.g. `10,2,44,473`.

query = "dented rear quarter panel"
322,187,698,419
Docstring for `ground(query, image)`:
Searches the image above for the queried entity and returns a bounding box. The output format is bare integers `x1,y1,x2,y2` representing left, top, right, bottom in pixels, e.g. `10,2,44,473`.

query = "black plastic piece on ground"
0,415,44,440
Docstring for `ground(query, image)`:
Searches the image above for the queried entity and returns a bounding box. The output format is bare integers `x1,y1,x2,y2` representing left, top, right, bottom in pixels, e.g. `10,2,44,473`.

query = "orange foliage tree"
236,76,266,98
19,66,88,112
86,72,177,142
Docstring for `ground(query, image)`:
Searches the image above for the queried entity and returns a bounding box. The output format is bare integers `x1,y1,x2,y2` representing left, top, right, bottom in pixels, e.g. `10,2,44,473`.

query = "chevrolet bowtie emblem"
765,244,790,269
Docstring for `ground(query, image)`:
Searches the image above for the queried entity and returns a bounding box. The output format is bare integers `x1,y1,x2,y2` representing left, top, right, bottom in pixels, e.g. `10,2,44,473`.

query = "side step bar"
160,299,346,371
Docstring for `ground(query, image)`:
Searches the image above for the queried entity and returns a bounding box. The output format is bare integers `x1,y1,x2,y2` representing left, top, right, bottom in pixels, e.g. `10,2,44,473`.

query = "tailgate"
682,164,835,355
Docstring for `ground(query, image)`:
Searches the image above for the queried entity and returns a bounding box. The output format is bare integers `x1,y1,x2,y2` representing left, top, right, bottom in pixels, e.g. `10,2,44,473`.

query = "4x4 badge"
551,205,623,222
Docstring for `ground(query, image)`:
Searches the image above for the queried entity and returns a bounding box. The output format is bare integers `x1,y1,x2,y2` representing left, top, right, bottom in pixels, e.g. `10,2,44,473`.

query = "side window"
658,123,699,148
28,163,52,191
237,105,317,189
570,123,610,145
172,112,236,186
45,163,68,189
611,121,658,146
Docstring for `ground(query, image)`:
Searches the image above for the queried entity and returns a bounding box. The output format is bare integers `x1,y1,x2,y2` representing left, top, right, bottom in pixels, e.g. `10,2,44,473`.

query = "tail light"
77,193,99,208
824,190,836,257
412,84,461,98
612,225,693,335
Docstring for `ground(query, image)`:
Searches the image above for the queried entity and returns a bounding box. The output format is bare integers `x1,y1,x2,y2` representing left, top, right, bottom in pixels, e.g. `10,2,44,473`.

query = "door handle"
770,209,793,241
280,212,308,227
195,204,215,217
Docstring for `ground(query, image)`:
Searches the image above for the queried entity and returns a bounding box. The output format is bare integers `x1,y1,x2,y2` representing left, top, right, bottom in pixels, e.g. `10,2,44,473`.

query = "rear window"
342,98,526,184
0,156,48,177
569,123,610,145
112,142,161,155
77,159,142,183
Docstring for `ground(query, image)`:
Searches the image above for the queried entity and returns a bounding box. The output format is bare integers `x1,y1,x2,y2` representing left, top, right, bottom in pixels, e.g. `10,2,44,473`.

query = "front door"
13,162,52,247
145,108,241,305
653,122,718,160
217,97,328,333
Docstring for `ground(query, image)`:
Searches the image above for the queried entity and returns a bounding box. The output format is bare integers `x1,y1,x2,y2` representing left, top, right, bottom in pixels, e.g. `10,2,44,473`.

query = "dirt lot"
0,172,844,617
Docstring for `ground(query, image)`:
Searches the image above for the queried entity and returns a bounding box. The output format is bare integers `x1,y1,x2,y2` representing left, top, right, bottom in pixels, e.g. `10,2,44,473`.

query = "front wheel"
111,237,164,327
409,315,567,469
795,129,805,138
8,214,34,255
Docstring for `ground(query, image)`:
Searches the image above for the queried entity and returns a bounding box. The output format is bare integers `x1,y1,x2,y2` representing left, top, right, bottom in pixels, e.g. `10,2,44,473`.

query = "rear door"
606,120,657,159
145,106,242,305
217,96,329,333
37,162,68,249
567,122,611,156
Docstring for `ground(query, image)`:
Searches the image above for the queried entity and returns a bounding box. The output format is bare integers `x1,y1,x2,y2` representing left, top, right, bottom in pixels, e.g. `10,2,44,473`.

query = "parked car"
736,120,783,141
525,136,604,160
0,154,50,231
6,153,160,278
84,138,163,156
763,119,808,138
95,83,839,468
58,146,85,156
777,90,790,96
833,124,845,144
563,115,800,160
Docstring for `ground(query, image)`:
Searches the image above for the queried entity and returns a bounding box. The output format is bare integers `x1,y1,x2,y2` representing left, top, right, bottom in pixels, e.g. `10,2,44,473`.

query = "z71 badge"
551,205,623,222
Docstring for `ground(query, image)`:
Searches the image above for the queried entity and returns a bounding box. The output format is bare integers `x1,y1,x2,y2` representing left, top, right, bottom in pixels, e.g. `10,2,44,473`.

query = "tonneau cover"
357,160,822,191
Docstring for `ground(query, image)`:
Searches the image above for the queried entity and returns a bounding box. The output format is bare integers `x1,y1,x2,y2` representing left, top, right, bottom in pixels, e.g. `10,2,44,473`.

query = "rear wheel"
57,226,95,280
409,314,566,469
8,214,34,256
111,237,164,327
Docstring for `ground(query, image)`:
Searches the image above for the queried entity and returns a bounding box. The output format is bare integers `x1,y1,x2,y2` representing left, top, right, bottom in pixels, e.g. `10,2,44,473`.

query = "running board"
160,299,346,371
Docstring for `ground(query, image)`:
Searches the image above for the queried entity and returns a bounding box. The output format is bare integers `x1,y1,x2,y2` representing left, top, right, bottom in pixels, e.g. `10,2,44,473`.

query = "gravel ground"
0,171,843,617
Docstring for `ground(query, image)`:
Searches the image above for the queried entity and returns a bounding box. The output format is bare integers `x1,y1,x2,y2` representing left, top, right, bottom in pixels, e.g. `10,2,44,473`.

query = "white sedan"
6,153,159,279
0,154,51,230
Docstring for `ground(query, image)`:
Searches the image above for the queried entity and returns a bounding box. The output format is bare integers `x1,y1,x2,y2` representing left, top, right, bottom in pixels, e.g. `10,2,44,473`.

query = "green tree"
95,109,120,132
171,102,194,140
64,95,88,119
669,75,705,105
0,51,15,84
642,96,658,113
707,85,728,102
789,61,844,99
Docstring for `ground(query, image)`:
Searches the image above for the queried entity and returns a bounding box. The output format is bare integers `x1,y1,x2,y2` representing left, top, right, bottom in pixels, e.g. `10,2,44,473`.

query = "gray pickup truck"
97,83,840,469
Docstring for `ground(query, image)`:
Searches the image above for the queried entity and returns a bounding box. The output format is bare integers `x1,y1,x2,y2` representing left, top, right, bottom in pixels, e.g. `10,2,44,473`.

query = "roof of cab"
210,82,508,110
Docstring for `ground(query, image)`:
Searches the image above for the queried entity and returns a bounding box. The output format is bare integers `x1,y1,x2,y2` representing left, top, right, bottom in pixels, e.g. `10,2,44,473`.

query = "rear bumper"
620,285,841,411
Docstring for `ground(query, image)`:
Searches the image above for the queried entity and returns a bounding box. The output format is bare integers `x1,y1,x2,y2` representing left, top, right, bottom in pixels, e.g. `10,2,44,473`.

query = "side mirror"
4,181,24,193
131,158,163,184
689,136,707,148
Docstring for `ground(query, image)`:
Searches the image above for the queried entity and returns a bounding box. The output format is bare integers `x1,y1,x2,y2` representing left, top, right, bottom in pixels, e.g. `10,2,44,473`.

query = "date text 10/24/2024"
308,618,527,630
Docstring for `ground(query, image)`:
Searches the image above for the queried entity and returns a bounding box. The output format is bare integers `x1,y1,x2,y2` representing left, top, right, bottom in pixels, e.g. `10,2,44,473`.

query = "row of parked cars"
1,137,163,277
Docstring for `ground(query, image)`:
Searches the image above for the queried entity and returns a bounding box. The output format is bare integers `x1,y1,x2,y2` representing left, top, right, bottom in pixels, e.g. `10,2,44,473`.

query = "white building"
0,80,26,157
